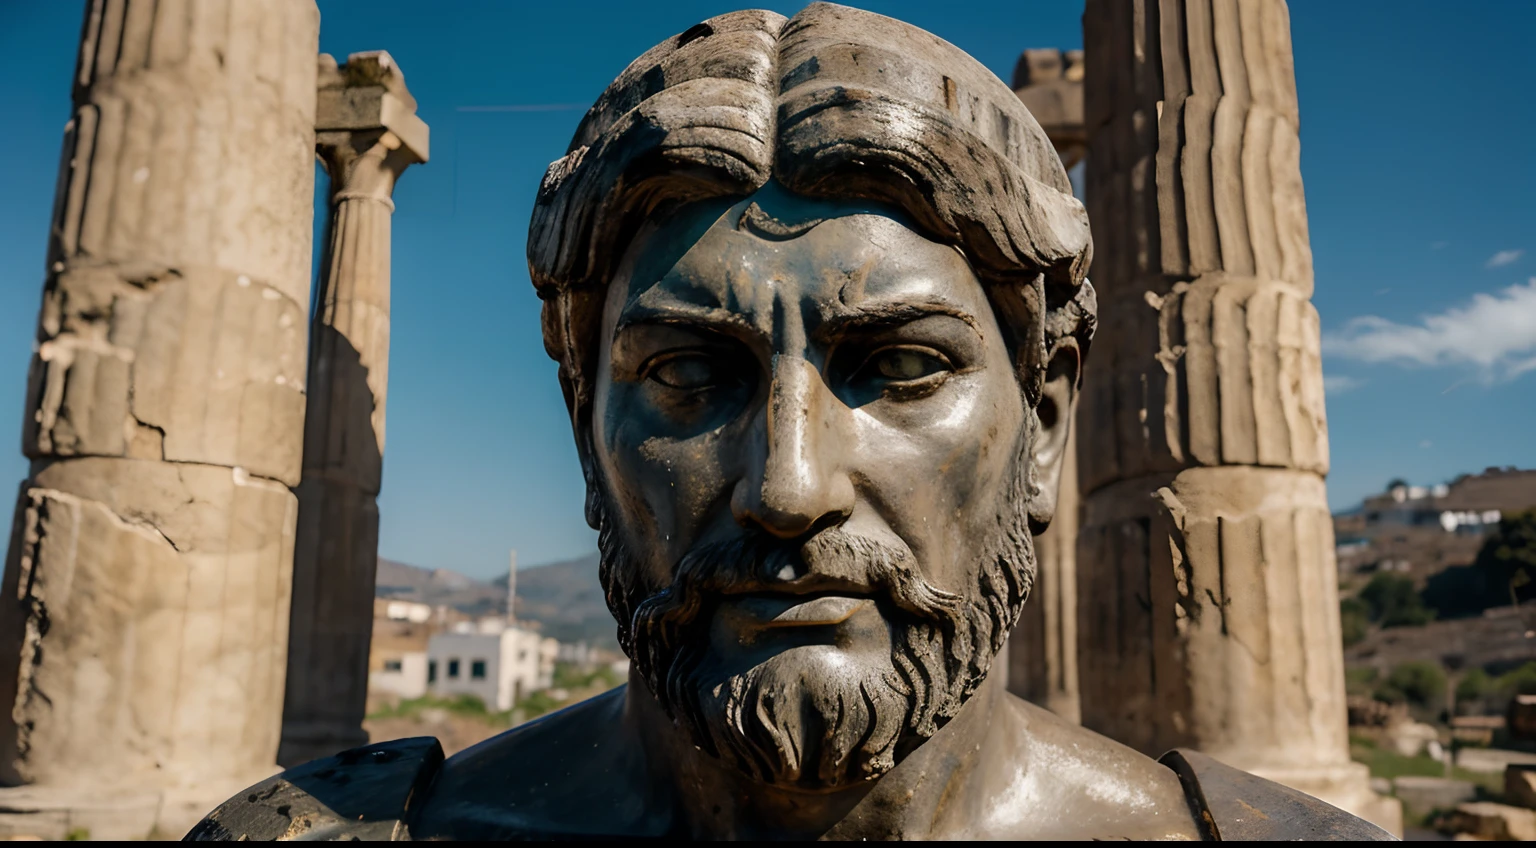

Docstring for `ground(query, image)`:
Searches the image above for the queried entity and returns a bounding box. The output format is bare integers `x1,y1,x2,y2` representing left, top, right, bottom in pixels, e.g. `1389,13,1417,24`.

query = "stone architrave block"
1391,776,1477,811
1012,48,1085,168
1505,763,1536,810
316,51,430,163
1446,801,1536,841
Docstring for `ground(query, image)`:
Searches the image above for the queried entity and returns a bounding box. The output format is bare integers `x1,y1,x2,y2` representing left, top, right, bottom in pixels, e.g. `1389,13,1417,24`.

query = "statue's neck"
624,672,1008,840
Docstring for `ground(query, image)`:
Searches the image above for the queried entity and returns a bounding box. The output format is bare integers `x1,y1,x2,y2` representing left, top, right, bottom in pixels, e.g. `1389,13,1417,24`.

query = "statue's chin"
674,644,916,790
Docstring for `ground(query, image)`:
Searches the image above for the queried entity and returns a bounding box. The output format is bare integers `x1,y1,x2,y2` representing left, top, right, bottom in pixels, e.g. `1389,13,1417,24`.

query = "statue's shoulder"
990,695,1206,839
182,736,445,841
410,686,667,840
185,689,652,841
1160,749,1397,841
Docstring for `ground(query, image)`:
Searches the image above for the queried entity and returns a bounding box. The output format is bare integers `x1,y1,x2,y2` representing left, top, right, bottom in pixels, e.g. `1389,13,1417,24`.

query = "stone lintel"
1012,48,1085,165
317,52,429,164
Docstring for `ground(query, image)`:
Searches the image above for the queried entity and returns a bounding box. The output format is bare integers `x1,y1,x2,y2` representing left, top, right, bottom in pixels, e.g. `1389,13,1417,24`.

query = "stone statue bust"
189,4,1392,841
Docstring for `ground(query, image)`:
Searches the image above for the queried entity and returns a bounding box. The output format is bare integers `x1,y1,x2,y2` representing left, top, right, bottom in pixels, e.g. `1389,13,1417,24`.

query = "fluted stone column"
279,52,427,767
1007,48,1084,723
1077,0,1397,831
0,0,318,838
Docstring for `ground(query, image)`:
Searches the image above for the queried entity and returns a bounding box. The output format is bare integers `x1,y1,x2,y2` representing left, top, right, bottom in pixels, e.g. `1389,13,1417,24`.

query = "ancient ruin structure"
280,51,428,769
1012,48,1087,170
0,0,1408,839
1006,48,1085,723
1073,0,1398,831
0,0,320,838
192,5,1390,840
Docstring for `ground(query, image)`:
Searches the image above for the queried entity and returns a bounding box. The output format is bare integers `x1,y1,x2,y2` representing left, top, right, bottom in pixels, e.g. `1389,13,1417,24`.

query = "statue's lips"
727,593,875,627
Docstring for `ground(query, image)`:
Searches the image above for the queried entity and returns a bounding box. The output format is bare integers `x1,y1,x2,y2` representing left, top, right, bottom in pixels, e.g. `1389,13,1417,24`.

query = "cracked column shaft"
0,0,320,838
279,51,427,767
1076,0,1398,832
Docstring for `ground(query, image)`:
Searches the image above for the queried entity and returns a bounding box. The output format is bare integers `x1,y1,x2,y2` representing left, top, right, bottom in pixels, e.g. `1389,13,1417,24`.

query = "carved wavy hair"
528,4,1097,513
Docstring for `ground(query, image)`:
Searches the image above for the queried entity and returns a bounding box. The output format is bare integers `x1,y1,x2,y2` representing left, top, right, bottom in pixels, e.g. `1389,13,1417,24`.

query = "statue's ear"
1027,339,1079,532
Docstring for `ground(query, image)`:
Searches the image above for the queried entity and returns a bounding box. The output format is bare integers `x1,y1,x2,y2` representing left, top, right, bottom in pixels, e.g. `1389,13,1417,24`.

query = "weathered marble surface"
0,0,319,838
1075,0,1398,832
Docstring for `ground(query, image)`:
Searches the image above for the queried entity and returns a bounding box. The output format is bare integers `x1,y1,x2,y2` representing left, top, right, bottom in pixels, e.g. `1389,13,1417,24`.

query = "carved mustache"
631,528,964,633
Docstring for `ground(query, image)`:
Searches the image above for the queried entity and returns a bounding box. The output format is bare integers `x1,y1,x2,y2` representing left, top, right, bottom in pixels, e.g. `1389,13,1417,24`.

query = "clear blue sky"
2,1,1533,579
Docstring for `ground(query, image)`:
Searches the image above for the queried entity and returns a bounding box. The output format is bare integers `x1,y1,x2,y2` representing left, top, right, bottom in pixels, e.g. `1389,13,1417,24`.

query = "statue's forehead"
614,194,983,322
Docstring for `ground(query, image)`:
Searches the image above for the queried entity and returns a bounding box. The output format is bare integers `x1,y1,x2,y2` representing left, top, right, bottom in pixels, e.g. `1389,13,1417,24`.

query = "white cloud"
1510,356,1536,378
1487,249,1525,268
1322,278,1536,381
1323,375,1363,394
1431,241,1449,250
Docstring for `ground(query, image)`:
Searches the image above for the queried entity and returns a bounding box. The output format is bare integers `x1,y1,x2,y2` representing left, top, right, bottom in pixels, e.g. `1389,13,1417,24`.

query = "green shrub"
1481,509,1536,582
1375,661,1446,708
1425,509,1536,619
1345,667,1379,697
366,693,499,722
1359,573,1434,628
551,661,624,692
515,690,564,721
1340,597,1370,647
1497,662,1536,697
1456,668,1491,702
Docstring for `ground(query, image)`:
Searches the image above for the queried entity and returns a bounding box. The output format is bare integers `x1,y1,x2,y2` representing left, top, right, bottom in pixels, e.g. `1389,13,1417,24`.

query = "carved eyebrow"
611,299,982,349
816,301,981,341
611,303,758,343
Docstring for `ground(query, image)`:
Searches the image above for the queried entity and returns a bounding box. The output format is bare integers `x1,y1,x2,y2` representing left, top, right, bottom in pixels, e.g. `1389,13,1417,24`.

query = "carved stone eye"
872,348,945,381
651,355,721,390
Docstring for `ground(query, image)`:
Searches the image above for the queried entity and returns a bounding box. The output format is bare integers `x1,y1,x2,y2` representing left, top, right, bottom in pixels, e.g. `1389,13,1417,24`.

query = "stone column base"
1255,760,1403,838
0,769,280,841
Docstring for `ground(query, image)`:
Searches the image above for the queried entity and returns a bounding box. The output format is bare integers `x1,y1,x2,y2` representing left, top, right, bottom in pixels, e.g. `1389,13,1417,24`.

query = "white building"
381,600,434,623
427,620,560,712
1359,469,1536,536
369,651,429,699
557,640,594,669
367,598,437,700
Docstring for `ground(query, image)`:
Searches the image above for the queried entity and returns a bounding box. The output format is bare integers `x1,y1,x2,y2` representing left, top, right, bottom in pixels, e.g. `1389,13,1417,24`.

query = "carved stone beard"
593,435,1039,790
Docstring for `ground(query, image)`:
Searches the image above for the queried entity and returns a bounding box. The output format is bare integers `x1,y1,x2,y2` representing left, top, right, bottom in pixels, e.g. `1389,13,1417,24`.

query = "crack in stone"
27,486,182,553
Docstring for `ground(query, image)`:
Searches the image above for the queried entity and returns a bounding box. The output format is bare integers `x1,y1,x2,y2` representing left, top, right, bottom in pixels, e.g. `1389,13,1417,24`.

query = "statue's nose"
730,355,855,539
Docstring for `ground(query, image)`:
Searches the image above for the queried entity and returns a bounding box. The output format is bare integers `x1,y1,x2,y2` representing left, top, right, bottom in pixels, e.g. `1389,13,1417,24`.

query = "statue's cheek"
597,402,738,566
849,372,1021,582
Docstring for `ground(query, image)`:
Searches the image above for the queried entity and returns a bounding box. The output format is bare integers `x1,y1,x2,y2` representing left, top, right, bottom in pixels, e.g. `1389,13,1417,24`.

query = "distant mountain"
375,553,617,652
375,557,506,617
492,553,616,651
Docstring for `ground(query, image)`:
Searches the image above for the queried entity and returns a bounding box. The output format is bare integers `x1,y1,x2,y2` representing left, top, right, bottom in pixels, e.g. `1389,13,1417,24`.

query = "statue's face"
587,186,1038,789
